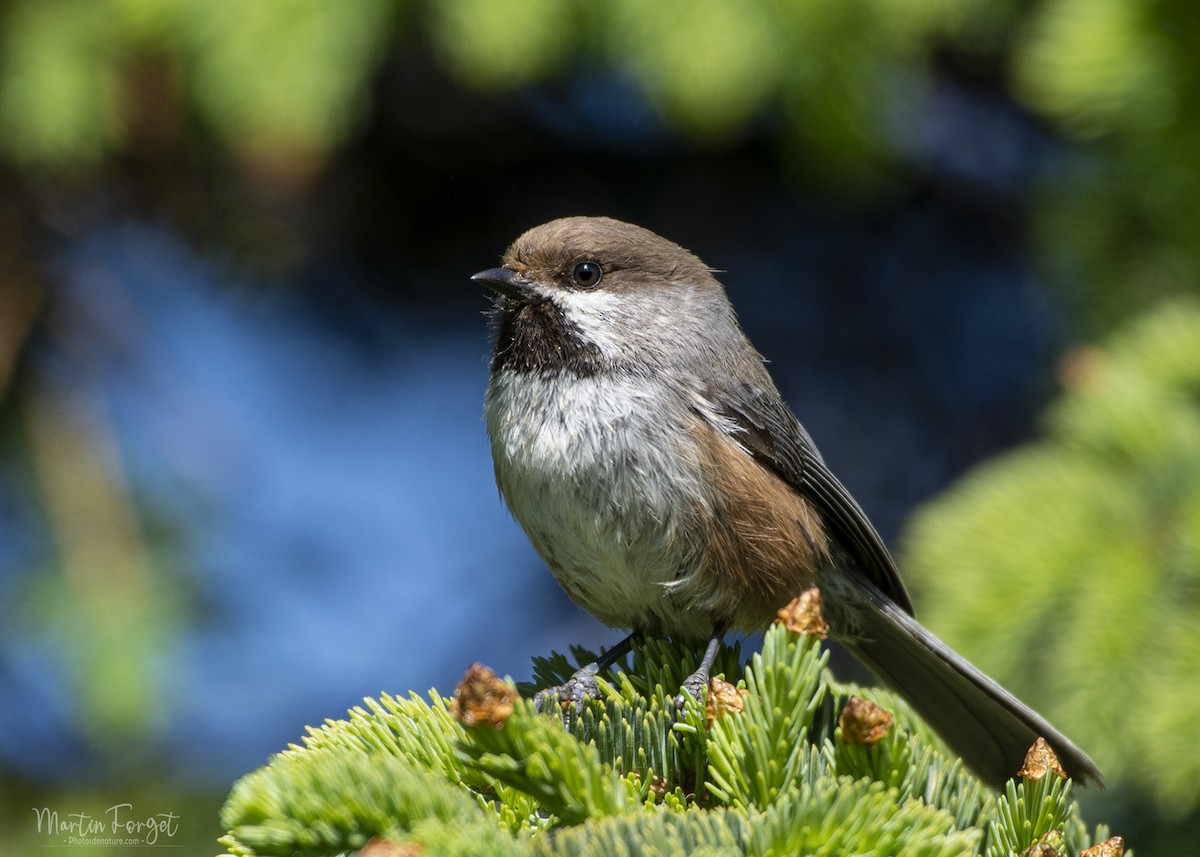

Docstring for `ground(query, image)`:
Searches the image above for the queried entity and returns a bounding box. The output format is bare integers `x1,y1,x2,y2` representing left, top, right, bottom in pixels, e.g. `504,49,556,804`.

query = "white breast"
485,369,715,636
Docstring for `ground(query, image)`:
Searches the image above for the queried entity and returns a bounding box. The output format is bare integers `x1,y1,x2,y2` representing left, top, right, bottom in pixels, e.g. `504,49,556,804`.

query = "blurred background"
1,0,1198,853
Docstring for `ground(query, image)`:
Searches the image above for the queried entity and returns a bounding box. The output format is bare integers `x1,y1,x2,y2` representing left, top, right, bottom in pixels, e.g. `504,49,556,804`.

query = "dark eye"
570,261,603,289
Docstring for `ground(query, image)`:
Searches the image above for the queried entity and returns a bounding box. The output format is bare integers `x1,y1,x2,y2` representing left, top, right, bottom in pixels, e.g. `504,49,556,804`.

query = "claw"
674,628,726,712
533,668,603,715
674,670,709,711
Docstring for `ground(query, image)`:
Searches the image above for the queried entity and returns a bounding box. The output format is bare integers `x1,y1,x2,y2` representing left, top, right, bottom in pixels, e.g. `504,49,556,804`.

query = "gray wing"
697,378,915,616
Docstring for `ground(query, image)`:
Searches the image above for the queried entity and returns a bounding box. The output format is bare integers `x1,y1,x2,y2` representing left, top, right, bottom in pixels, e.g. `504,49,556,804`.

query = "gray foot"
534,667,602,714
674,669,709,711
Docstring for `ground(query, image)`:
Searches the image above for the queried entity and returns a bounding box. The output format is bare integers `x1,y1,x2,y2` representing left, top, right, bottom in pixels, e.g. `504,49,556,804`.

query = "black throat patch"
490,297,603,377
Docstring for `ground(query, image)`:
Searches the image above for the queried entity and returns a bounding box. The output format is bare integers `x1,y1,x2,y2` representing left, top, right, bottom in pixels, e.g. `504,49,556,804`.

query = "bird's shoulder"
688,369,915,616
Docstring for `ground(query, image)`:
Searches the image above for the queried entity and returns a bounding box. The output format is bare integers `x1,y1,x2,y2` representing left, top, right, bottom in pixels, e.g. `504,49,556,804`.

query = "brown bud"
359,836,422,857
1079,836,1124,857
1057,346,1109,393
775,586,829,639
453,663,516,729
1017,737,1067,781
705,676,747,727
838,696,893,746
1021,829,1064,857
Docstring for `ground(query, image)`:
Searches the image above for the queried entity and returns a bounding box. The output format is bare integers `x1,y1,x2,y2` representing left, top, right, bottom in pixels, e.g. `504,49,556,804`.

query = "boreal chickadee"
472,216,1100,789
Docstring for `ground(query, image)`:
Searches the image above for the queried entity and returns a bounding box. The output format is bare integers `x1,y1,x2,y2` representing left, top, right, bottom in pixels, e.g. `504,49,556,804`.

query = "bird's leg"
675,627,726,710
534,632,637,713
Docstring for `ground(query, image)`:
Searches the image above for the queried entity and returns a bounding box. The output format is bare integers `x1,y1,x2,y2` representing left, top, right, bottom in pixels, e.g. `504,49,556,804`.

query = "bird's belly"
485,371,714,637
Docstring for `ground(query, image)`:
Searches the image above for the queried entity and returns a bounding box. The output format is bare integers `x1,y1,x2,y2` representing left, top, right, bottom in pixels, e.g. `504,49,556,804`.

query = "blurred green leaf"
177,0,396,165
428,0,578,89
1015,0,1200,330
607,0,785,137
903,299,1200,816
0,0,124,167
0,0,396,172
1015,0,1173,137
22,383,180,754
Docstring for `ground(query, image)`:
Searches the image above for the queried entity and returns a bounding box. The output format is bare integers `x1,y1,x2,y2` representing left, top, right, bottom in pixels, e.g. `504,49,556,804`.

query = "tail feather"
839,584,1102,789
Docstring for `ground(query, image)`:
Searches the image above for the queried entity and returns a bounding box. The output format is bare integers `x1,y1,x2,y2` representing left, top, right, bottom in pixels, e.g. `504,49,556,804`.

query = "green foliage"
218,622,1122,856
219,749,510,857
984,776,1083,857
0,0,961,186
0,0,1196,326
0,0,125,166
607,0,787,138
459,697,642,825
17,388,186,756
537,806,744,857
176,0,396,159
705,627,828,807
744,778,977,857
427,0,577,89
1013,0,1200,330
425,0,964,184
0,0,394,169
903,300,1200,818
2,0,1197,329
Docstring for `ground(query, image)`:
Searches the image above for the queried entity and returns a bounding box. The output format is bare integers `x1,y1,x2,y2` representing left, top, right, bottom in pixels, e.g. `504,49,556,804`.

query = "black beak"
471,267,531,301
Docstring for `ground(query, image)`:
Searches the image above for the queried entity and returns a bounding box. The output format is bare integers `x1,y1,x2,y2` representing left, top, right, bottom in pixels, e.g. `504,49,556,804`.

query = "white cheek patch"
531,284,624,356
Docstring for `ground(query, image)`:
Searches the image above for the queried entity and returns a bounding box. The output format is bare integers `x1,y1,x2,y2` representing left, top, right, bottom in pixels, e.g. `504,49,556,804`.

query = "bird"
472,215,1100,789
